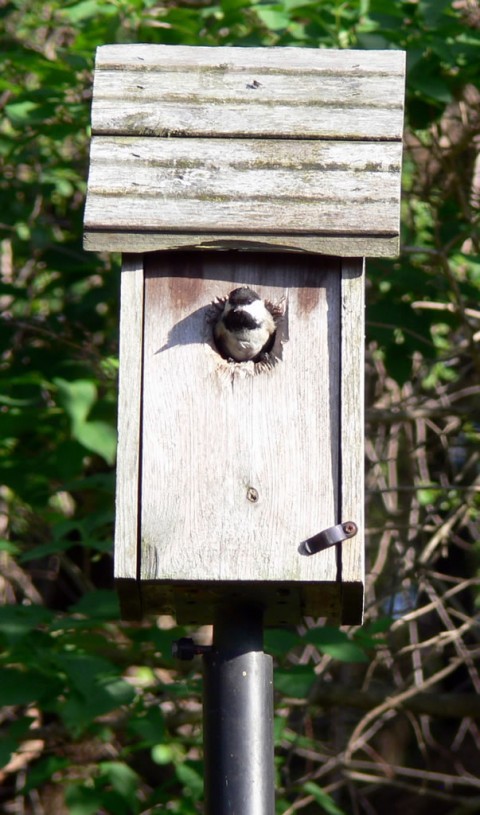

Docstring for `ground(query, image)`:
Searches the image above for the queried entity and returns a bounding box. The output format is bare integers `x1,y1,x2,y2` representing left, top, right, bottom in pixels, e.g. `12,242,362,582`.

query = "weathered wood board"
84,44,405,257
85,138,401,235
114,252,364,624
91,45,405,140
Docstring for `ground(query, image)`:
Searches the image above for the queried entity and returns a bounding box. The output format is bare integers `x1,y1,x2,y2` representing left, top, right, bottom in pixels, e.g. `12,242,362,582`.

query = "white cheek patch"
244,299,267,322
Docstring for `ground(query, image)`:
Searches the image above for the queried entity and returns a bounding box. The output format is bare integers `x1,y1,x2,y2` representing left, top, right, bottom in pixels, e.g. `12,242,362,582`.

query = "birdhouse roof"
83,45,405,257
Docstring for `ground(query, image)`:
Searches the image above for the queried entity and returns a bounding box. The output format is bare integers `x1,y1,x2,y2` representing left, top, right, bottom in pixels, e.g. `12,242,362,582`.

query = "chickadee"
214,286,277,362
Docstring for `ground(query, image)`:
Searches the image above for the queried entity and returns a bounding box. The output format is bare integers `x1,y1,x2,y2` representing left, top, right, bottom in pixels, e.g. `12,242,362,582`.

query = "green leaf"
354,617,392,648
68,590,120,620
98,762,140,802
0,538,21,555
61,0,117,22
303,782,348,815
419,0,451,26
417,485,443,506
221,0,252,11
369,0,405,17
254,4,290,29
264,628,301,656
73,419,117,464
22,756,70,794
175,761,204,800
275,666,315,698
65,785,105,815
53,379,117,463
283,0,313,9
318,642,369,662
0,669,54,706
54,378,97,426
410,74,452,104
5,100,40,124
56,654,135,734
304,627,368,662
304,626,350,645
0,605,54,640
128,707,166,748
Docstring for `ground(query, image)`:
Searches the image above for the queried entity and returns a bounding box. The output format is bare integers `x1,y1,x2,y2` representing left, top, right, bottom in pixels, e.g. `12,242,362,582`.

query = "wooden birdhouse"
84,44,405,626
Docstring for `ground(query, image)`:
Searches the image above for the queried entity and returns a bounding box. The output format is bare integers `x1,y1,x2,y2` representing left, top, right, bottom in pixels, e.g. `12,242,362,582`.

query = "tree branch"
309,683,480,720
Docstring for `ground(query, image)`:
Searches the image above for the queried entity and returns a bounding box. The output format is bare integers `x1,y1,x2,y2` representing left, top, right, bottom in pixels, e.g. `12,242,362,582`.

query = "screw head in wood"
246,487,259,503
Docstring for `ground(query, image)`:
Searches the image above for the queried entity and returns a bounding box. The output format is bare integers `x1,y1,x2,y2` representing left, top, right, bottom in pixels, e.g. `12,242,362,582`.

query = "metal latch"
302,521,358,555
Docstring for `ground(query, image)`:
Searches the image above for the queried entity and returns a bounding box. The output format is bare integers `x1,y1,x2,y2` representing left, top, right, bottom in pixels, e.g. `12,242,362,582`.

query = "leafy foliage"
1,1,480,813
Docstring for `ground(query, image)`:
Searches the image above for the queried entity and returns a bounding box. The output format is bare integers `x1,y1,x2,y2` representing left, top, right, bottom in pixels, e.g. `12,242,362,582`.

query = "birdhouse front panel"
113,251,364,625
141,254,338,577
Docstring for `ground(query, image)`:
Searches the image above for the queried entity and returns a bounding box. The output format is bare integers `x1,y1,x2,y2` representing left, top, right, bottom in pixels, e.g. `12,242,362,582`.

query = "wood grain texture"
84,137,401,235
84,44,405,258
113,252,365,622
114,256,144,588
139,252,341,587
92,45,405,140
84,232,399,258
96,43,406,73
339,259,365,623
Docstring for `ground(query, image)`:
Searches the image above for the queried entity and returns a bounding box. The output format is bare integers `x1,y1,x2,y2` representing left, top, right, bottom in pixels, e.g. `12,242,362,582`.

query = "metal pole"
203,604,275,815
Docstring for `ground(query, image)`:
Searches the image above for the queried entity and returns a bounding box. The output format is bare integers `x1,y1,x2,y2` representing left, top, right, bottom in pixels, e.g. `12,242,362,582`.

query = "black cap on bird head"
228,287,261,307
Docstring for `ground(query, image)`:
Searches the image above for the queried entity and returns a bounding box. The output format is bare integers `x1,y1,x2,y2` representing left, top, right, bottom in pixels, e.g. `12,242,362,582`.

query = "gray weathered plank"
87,136,402,173
83,231,399,258
85,195,397,237
84,137,401,237
93,68,404,107
139,253,341,586
93,102,403,141
114,255,144,584
339,258,365,623
86,137,401,202
96,44,406,74
92,45,405,140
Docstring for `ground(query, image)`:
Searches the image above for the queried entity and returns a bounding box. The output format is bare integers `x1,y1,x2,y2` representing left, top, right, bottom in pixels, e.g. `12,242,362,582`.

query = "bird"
213,286,277,362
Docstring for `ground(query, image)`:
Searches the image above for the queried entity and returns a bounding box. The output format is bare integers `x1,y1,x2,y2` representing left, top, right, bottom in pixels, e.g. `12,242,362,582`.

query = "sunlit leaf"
54,378,97,426
73,419,117,464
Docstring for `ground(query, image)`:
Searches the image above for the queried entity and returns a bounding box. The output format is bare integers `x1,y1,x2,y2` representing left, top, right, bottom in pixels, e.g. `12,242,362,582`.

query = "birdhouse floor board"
138,581,342,626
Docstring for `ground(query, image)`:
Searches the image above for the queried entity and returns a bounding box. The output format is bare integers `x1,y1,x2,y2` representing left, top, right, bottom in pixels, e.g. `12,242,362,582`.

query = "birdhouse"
84,44,405,626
